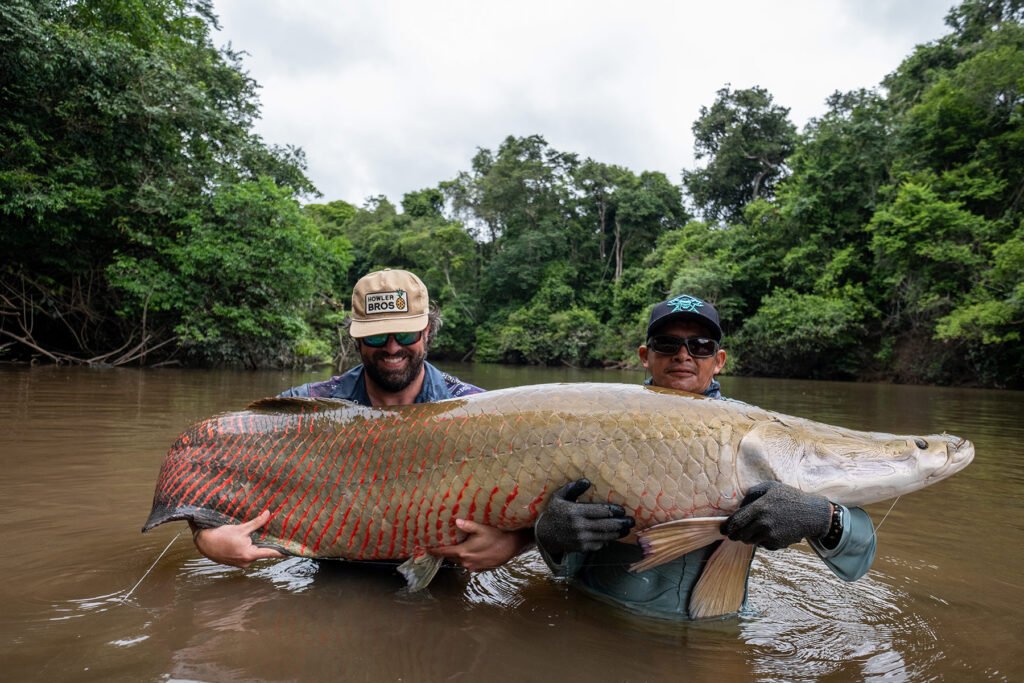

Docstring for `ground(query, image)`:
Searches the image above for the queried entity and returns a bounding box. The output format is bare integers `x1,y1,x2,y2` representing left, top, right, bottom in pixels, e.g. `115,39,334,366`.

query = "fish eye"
915,438,928,449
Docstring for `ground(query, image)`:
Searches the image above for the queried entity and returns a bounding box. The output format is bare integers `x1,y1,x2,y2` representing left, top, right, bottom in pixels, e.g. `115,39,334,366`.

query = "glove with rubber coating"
535,479,635,557
720,481,832,551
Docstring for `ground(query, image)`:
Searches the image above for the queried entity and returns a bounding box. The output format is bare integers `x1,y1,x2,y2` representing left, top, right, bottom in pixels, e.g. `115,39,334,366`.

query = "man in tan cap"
192,269,531,571
279,268,483,406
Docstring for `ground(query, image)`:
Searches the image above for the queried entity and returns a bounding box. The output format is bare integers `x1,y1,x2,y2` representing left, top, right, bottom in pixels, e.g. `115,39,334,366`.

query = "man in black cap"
638,293,727,397
533,293,877,619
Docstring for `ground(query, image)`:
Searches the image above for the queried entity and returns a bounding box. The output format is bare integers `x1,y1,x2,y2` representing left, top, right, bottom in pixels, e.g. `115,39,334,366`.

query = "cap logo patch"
365,289,408,314
666,295,704,313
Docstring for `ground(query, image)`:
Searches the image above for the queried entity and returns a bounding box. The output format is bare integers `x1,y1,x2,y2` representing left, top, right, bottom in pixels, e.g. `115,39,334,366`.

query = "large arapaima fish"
143,383,973,618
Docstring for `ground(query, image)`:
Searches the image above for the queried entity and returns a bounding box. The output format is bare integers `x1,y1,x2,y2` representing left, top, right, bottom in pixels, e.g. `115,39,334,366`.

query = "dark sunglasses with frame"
359,330,423,347
646,334,720,359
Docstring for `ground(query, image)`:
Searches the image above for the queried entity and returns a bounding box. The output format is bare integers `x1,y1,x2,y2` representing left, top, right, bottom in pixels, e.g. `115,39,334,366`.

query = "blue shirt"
278,361,484,405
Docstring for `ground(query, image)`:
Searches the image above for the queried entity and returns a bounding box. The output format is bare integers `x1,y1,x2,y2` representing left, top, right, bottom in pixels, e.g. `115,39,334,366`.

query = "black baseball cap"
646,294,723,341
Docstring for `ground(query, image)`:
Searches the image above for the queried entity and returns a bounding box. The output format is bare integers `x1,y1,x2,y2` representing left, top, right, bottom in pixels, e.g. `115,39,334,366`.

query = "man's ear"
714,349,727,374
638,345,650,370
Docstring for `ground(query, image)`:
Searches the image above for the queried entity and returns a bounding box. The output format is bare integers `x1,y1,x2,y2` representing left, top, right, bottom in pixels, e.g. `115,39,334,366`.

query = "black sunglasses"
646,335,719,358
359,331,423,347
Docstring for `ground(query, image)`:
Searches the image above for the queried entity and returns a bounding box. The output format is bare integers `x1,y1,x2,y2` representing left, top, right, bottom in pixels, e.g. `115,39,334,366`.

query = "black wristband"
819,504,844,550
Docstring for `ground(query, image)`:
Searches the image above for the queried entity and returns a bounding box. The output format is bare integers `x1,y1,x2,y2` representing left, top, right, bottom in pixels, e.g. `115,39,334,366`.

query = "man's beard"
361,347,427,392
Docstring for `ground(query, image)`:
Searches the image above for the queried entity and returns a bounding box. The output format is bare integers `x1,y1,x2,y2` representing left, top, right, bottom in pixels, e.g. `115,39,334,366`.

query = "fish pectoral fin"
630,517,728,573
689,539,755,620
397,551,444,592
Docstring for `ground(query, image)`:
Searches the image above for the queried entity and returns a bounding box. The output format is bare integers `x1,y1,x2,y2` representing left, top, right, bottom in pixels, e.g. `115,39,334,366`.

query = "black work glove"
535,479,635,557
720,481,831,551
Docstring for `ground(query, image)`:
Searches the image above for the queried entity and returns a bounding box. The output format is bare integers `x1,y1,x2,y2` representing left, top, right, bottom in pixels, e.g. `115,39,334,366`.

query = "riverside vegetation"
1,0,1021,387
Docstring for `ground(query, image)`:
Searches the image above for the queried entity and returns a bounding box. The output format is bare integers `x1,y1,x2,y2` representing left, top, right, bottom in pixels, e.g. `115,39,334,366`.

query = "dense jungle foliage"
2,0,1022,387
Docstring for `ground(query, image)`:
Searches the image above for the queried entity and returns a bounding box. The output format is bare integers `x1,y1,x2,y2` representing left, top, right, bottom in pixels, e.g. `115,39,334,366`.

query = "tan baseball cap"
349,269,430,337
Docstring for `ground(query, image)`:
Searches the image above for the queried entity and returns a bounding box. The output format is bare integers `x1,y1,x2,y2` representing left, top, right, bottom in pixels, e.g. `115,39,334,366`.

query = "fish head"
736,418,974,507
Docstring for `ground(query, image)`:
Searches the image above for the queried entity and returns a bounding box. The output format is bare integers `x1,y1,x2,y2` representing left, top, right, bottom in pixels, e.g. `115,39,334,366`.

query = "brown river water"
0,364,1021,682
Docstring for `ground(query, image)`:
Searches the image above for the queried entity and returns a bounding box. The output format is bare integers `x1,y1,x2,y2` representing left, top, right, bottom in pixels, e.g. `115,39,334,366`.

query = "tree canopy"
1,0,346,366
2,0,1021,387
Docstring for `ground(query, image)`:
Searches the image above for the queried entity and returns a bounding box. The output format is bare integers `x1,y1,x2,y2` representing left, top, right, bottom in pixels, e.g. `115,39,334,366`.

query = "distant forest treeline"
2,0,1022,387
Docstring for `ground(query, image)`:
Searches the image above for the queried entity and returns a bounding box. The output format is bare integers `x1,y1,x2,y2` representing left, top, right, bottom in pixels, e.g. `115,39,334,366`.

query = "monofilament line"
873,496,901,535
123,532,180,602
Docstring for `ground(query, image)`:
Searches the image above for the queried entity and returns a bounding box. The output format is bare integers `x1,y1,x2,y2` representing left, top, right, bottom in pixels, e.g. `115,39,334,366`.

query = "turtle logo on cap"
665,295,704,313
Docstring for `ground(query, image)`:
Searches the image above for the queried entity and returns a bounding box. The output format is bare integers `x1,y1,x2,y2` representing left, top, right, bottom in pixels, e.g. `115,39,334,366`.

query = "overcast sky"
211,0,957,208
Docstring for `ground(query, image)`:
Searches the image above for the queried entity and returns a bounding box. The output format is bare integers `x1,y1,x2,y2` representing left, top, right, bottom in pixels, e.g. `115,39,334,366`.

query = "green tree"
683,86,797,224
774,90,893,293
109,178,349,367
442,135,579,311
732,289,870,379
0,0,325,365
866,2,1024,383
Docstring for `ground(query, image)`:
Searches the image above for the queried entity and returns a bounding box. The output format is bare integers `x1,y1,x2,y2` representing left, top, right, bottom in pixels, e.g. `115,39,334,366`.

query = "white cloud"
212,0,954,206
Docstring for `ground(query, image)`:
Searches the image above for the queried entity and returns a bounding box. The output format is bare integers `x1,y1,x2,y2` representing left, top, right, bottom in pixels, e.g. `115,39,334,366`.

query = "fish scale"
144,382,973,573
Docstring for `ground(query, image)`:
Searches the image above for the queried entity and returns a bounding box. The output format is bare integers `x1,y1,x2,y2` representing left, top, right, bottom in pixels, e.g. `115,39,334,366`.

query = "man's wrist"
819,503,844,550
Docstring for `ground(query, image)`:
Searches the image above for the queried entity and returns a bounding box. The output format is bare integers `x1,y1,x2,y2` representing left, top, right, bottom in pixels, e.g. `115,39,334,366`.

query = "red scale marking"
526,486,548,520
293,428,350,553
193,418,271,509
341,424,392,553
231,429,304,525
372,503,393,558
385,498,405,557
326,427,380,550
277,431,331,543
299,436,352,552
385,425,422,556
498,484,520,526
172,419,237,501
223,421,294,520
346,515,364,551
423,422,458,545
221,415,295,519
398,484,420,556
382,420,413,552
357,419,405,557
449,473,474,521
307,427,363,553
177,426,246,506
403,421,444,544
482,486,500,526
166,422,231,499
314,427,371,553
405,451,434,553
248,418,317,532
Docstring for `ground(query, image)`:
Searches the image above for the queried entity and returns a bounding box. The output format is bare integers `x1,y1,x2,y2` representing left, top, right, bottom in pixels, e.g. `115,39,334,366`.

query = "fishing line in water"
122,532,180,602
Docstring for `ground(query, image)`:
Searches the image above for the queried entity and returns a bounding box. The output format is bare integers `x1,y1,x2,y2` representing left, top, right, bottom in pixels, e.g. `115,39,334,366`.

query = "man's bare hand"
431,519,532,572
192,510,285,569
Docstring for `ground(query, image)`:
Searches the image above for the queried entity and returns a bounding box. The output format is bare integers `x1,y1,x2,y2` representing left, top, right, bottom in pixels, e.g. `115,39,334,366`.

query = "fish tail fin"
142,505,237,533
397,551,444,592
689,539,755,619
629,516,728,572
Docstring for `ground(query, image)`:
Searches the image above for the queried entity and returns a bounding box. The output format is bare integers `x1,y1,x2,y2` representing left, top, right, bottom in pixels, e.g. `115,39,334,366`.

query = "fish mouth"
928,436,974,481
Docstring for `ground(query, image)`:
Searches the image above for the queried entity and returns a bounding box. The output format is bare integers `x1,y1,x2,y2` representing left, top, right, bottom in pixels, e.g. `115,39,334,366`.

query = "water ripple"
741,548,943,682
460,550,549,610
